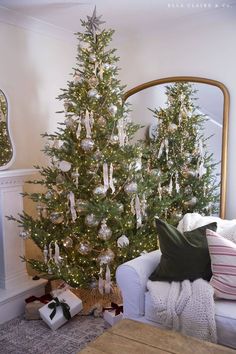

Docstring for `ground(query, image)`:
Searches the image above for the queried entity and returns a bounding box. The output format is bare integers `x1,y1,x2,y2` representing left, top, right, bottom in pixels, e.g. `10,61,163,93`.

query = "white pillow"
178,213,236,241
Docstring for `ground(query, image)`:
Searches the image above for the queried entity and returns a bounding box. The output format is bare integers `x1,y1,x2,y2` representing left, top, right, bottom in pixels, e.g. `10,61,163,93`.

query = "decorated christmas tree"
148,82,219,225
0,92,12,166
12,9,162,291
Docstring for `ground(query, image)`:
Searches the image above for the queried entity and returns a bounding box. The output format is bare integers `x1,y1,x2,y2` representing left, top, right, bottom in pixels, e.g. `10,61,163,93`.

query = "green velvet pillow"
149,218,217,282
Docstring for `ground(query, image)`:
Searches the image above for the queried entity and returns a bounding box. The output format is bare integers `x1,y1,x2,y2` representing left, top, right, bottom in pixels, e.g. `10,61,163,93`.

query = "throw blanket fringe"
147,279,217,343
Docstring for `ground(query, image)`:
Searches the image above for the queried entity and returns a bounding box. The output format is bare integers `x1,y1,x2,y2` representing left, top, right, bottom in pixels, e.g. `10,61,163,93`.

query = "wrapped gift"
25,294,53,320
103,302,123,326
39,289,83,330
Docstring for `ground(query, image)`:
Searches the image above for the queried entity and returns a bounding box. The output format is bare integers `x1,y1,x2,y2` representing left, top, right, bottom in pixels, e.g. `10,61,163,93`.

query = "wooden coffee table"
79,319,235,353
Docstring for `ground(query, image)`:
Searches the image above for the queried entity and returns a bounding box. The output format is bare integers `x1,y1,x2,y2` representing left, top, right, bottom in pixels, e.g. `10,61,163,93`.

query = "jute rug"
0,315,109,354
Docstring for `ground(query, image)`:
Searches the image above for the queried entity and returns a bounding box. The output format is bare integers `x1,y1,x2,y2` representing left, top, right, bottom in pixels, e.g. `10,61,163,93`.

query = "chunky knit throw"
147,278,217,343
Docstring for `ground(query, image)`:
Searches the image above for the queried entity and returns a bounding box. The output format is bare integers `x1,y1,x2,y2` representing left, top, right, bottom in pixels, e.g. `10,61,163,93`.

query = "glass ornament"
58,160,72,172
117,235,129,248
183,196,198,208
89,54,96,62
110,134,119,144
81,138,94,152
98,220,112,241
85,214,99,227
97,116,107,127
108,104,117,115
76,199,88,213
93,185,106,197
93,149,103,161
169,123,178,132
19,230,30,240
50,212,64,224
63,236,73,248
77,241,91,255
88,76,99,87
55,174,65,184
182,168,196,178
184,185,193,195
124,181,138,194
45,190,54,200
97,248,115,265
88,88,100,99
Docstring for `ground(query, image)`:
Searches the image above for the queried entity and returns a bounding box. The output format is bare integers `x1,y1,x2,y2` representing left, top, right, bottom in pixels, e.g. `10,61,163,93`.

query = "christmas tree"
12,9,161,291
148,82,219,225
0,92,12,166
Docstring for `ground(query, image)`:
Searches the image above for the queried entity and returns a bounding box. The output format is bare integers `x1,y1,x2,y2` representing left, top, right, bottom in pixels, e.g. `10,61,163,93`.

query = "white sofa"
116,214,236,349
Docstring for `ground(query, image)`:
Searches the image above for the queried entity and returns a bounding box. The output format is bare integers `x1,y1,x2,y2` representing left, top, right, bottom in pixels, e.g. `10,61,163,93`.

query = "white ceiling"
0,0,235,40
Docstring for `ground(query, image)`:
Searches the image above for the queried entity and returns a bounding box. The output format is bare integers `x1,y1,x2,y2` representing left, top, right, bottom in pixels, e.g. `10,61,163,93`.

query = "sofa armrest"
116,250,161,318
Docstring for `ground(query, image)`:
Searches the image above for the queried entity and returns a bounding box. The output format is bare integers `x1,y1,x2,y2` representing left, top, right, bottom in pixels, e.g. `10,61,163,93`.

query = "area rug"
0,315,110,354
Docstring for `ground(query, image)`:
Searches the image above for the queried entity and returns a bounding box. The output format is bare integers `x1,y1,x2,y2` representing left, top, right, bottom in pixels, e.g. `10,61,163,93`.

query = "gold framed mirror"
0,89,14,170
124,77,229,218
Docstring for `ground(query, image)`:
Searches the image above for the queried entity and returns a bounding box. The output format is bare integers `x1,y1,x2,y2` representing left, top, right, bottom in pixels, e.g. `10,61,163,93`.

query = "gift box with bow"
25,294,53,320
103,302,123,326
39,289,83,330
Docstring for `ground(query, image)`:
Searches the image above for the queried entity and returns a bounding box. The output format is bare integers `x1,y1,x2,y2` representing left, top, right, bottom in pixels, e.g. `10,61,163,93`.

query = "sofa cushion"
206,229,236,300
149,218,217,282
145,291,236,349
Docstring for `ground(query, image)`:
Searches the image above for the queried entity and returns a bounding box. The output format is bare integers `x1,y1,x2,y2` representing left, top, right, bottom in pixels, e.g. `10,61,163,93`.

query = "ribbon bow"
48,297,71,321
103,302,123,316
25,294,53,304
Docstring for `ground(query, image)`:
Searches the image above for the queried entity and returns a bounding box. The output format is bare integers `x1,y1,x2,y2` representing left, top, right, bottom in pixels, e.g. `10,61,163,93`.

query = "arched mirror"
124,77,229,218
0,89,14,170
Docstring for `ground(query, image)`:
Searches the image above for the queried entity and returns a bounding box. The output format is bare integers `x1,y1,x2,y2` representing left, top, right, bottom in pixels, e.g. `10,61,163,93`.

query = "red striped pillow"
206,229,236,300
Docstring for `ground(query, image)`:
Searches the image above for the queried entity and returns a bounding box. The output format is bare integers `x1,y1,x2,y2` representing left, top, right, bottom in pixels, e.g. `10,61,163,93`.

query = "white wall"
0,21,76,168
117,9,236,219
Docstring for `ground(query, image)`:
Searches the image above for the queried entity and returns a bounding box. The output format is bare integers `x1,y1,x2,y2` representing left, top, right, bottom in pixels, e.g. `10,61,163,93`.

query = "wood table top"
79,319,236,354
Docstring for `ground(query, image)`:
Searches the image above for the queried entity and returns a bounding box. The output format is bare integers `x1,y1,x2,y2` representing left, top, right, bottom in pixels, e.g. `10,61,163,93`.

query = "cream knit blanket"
147,279,217,343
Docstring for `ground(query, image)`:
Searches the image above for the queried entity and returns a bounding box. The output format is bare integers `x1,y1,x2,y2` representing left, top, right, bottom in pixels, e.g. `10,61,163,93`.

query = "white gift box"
39,289,83,330
103,308,123,326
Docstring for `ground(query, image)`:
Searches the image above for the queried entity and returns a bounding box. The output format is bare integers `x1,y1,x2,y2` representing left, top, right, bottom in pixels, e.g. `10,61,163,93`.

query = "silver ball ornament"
58,160,72,172
45,190,54,200
167,160,174,169
117,235,129,248
76,199,88,213
124,181,138,194
93,150,103,161
98,220,112,241
183,196,198,208
182,168,196,178
50,212,64,224
184,185,193,195
89,54,96,62
19,230,30,240
110,134,119,145
108,104,117,116
85,214,99,227
88,88,100,99
63,236,73,248
77,241,91,255
97,116,107,128
55,174,65,184
169,123,178,132
93,185,107,197
81,138,95,152
97,248,115,265
88,76,99,87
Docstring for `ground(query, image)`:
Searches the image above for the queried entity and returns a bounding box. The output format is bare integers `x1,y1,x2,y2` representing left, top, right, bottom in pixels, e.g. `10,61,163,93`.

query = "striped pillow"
206,229,236,300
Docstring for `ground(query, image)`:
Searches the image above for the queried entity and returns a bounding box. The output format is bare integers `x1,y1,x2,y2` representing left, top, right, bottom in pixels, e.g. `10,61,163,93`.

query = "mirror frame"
124,76,230,219
0,89,15,171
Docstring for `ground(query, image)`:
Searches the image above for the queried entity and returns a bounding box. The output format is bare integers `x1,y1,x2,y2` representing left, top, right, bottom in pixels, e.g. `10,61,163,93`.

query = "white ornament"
58,160,72,172
81,138,94,152
117,235,129,248
98,220,112,241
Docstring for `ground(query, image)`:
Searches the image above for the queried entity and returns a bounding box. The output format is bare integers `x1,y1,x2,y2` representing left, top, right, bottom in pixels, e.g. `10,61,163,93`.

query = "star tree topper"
87,7,105,34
